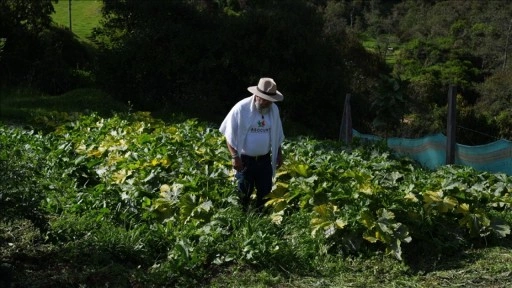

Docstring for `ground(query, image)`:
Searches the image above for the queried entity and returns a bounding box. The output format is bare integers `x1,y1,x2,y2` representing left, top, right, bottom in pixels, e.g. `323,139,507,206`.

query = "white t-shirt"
241,113,271,156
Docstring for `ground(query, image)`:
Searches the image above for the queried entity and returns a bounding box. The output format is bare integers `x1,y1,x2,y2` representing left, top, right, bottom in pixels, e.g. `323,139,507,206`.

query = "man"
219,77,284,211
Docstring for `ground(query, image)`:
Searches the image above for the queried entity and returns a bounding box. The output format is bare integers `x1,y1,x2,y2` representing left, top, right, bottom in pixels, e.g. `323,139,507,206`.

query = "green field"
52,0,102,40
1,97,512,286
0,87,129,133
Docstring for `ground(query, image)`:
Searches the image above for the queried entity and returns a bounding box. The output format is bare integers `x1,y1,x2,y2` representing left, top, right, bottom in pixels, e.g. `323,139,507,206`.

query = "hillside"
51,0,102,40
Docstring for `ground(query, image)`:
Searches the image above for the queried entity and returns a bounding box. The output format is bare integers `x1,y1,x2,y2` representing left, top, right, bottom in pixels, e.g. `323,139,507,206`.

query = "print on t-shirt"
243,115,271,156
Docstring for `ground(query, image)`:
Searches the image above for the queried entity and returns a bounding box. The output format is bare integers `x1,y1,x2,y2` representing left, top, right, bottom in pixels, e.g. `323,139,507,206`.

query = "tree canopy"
1,0,512,143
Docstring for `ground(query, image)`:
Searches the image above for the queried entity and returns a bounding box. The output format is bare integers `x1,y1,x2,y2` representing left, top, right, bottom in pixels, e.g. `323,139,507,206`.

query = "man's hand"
277,147,283,169
277,154,283,169
232,156,244,171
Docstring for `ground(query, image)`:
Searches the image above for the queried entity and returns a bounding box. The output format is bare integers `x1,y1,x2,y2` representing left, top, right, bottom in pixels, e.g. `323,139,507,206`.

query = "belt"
241,152,270,161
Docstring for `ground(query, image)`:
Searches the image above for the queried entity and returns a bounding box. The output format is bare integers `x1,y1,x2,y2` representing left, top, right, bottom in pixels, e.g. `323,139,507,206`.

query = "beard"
255,102,271,115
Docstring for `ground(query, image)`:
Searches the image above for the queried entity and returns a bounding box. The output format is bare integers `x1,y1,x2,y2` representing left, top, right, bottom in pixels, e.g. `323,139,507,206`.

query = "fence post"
446,85,457,165
339,93,352,144
68,0,72,32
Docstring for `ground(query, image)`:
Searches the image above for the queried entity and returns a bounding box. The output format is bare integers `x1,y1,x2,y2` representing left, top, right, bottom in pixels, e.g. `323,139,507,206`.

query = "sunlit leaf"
363,231,378,243
359,183,373,195
423,190,443,205
404,192,418,202
199,200,213,212
265,198,287,212
456,203,470,214
378,209,395,220
268,182,288,198
360,210,375,228
160,184,171,193
270,211,284,225
310,218,330,237
292,164,310,177
437,196,458,213
335,219,347,229
491,222,511,238
313,204,333,218
390,171,403,183
304,175,318,183
112,169,131,184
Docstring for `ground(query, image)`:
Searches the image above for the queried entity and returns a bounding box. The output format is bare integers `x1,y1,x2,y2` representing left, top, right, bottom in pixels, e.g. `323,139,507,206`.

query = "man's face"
254,95,272,110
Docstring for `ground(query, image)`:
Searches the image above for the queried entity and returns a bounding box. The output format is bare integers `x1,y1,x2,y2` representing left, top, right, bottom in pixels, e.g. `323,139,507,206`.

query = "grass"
2,220,511,287
52,0,103,41
0,87,128,129
361,34,399,65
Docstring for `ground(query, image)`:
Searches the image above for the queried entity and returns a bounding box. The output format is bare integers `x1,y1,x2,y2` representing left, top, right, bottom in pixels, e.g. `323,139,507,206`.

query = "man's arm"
226,141,238,158
227,140,244,171
277,146,283,168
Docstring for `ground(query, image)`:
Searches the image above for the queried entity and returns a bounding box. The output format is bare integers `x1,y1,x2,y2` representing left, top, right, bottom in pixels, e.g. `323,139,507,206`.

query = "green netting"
353,130,512,175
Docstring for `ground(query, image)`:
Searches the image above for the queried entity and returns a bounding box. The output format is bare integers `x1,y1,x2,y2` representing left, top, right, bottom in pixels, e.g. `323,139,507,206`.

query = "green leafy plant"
2,112,512,286
0,127,50,232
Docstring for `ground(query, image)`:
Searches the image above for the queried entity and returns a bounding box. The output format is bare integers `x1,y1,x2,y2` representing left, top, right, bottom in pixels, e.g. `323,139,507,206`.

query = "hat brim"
247,86,284,102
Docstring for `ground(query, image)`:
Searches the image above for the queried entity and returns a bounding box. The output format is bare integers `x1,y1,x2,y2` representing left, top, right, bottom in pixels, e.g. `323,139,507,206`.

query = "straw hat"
247,77,284,102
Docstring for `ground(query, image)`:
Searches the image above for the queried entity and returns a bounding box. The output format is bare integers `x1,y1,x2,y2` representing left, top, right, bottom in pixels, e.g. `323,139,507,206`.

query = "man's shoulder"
271,102,280,114
237,95,253,104
233,96,253,109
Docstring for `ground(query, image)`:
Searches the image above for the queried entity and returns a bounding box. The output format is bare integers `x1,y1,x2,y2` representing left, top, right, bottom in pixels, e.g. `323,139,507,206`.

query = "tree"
0,38,5,60
93,0,387,138
0,0,55,34
0,0,92,93
0,0,55,86
370,74,407,136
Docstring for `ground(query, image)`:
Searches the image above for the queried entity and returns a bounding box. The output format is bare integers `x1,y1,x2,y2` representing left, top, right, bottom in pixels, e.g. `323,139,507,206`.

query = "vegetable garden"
1,112,512,287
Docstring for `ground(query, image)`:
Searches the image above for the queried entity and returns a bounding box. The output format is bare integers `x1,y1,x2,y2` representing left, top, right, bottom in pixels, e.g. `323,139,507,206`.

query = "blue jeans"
235,153,273,211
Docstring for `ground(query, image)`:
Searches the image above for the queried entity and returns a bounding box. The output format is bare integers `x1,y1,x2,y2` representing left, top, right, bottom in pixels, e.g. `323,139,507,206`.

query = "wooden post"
446,85,457,164
68,0,72,32
339,93,353,144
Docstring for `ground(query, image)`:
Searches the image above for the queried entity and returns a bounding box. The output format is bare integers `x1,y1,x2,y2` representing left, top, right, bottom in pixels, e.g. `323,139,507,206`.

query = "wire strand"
456,125,504,141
